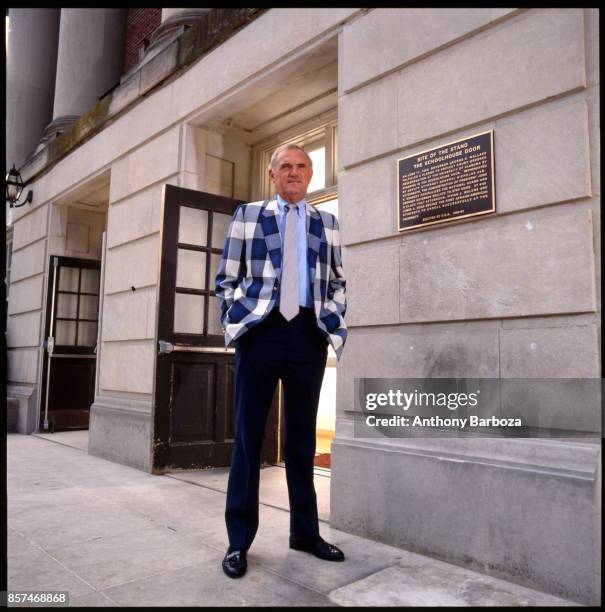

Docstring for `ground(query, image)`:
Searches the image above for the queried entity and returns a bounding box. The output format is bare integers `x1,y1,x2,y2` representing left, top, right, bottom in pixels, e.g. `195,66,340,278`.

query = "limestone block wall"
89,122,251,470
337,8,600,419
97,123,251,400
6,202,50,432
48,205,105,260
101,125,181,395
333,8,600,604
204,132,251,201
88,126,180,469
179,125,252,200
6,194,107,432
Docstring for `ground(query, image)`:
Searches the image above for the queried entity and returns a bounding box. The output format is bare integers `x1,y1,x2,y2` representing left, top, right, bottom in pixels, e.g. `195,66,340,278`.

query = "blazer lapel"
260,198,282,274
261,199,325,297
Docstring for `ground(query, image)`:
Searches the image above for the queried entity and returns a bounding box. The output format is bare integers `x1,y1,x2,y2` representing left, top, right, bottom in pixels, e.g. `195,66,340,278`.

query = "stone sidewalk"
7,434,581,607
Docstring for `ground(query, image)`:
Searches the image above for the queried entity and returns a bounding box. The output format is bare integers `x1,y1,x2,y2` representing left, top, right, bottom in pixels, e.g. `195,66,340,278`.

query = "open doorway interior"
37,173,109,442
307,140,338,470
253,120,339,471
181,29,338,470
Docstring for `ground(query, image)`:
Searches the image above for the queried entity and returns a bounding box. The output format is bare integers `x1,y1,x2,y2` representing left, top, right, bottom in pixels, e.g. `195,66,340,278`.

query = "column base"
30,115,80,158
88,395,153,473
330,428,601,605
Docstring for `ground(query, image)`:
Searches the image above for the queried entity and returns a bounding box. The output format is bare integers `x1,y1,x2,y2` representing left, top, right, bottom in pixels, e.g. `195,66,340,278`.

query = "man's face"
269,148,313,204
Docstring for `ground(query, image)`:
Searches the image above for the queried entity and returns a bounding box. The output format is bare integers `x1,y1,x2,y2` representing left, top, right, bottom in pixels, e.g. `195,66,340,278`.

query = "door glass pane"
77,321,97,346
179,206,208,246
57,293,78,318
56,320,76,345
207,295,223,335
209,253,222,290
176,249,206,290
307,147,326,193
174,293,204,334
59,267,79,292
79,294,98,320
315,197,338,220
212,213,232,248
81,268,100,293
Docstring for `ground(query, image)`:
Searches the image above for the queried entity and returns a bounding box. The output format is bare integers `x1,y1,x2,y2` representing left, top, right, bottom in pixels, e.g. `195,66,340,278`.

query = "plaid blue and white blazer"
215,198,347,360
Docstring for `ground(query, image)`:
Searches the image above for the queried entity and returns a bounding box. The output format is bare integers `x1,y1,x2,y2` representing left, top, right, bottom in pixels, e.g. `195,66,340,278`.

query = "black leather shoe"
222,549,247,578
289,536,345,561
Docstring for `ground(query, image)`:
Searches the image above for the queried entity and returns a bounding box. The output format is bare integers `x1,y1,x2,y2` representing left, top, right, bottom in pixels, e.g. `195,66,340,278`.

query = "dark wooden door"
40,256,101,431
153,184,280,473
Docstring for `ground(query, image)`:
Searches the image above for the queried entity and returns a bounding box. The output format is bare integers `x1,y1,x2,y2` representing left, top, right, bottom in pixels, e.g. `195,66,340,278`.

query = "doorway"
254,122,340,471
39,256,101,432
38,172,110,435
173,33,338,482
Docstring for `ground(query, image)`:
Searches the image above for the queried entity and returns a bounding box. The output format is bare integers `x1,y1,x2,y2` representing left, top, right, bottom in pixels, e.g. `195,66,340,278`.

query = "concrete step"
328,558,580,607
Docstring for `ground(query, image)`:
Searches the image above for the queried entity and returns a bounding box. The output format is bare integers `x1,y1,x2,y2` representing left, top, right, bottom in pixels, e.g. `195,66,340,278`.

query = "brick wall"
122,8,162,74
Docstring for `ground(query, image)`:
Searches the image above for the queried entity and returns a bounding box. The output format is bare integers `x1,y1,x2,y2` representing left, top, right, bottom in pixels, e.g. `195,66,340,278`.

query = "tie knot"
286,203,297,211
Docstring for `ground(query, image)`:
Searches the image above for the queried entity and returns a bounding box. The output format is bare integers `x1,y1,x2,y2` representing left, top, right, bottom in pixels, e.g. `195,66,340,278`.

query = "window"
306,145,326,194
55,266,100,347
314,197,338,220
253,116,338,212
174,205,232,337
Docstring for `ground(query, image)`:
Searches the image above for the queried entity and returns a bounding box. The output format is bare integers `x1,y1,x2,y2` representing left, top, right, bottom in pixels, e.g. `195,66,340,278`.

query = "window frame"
252,114,338,206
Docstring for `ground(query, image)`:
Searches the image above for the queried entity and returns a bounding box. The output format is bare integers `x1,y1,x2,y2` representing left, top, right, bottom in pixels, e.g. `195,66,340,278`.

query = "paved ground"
7,433,581,607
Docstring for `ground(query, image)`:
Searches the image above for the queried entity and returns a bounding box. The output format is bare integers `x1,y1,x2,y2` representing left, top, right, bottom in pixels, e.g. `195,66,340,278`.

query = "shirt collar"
277,194,306,215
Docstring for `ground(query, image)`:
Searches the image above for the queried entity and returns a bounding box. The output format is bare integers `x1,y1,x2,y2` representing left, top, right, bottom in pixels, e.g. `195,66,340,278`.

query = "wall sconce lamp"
6,164,33,208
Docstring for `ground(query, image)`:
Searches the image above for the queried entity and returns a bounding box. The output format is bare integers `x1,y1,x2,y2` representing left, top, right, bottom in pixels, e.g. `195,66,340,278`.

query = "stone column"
146,8,211,58
43,9,127,143
119,8,211,83
6,9,60,170
161,9,190,22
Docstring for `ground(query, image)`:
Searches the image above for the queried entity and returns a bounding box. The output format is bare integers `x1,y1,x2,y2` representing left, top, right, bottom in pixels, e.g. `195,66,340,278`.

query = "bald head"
269,143,313,171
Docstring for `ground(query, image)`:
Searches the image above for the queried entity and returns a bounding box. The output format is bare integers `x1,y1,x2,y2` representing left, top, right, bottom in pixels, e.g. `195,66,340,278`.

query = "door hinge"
158,340,174,354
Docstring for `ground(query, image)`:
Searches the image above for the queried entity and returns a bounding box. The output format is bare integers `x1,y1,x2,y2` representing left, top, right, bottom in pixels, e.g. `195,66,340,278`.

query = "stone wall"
332,8,600,604
89,124,251,470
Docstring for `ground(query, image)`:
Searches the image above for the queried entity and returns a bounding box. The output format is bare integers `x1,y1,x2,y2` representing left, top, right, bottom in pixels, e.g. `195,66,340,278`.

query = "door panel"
153,184,280,472
171,360,215,443
40,256,101,431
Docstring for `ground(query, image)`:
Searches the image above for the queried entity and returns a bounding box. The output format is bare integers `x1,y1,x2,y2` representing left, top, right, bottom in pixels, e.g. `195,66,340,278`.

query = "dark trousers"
225,307,328,552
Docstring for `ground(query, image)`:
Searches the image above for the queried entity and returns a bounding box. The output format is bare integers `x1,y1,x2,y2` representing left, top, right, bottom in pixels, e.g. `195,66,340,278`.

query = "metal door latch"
158,340,174,354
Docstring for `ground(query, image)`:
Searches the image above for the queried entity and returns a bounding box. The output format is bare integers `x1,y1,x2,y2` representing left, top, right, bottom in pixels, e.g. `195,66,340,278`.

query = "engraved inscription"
398,131,495,231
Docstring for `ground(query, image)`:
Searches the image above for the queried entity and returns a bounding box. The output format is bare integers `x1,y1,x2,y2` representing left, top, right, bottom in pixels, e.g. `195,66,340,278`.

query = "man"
215,143,347,579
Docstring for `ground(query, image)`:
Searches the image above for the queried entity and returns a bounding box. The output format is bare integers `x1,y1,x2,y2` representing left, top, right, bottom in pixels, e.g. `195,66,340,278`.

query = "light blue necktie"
280,203,299,321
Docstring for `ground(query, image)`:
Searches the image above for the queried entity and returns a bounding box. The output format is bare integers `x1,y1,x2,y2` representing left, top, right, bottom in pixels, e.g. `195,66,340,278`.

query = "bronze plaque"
398,130,495,231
